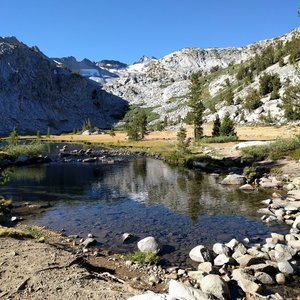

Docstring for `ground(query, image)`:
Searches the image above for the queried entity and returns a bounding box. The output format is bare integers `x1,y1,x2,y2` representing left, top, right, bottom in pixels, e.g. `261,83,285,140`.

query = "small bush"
241,138,300,160
125,250,159,265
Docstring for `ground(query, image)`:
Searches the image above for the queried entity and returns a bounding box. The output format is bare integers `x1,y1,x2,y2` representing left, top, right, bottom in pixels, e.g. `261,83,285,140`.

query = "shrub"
243,88,261,111
259,74,281,96
125,250,159,265
7,128,18,145
220,112,236,137
241,138,300,160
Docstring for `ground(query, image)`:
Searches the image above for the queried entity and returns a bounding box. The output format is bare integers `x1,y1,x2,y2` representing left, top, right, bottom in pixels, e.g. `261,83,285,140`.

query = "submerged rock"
221,174,246,185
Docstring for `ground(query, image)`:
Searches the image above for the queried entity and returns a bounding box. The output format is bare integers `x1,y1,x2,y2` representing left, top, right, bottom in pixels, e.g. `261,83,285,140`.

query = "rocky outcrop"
103,28,300,125
0,37,127,135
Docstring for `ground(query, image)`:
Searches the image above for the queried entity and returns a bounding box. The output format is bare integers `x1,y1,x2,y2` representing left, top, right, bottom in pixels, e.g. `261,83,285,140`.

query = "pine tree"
163,116,168,128
109,127,116,137
283,84,300,120
212,115,221,137
8,127,18,145
188,73,205,141
86,118,92,130
220,112,236,136
177,126,190,153
46,127,51,138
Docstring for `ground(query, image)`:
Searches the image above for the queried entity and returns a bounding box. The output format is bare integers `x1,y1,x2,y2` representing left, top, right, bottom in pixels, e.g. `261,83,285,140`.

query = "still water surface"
0,157,288,266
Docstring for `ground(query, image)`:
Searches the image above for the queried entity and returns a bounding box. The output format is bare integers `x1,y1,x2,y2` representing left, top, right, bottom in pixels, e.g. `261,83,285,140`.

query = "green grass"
0,225,46,242
241,137,300,160
201,135,238,143
125,250,159,265
2,143,44,158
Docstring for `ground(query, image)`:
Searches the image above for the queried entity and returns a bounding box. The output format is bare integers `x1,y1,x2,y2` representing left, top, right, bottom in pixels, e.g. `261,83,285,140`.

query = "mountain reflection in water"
0,157,288,266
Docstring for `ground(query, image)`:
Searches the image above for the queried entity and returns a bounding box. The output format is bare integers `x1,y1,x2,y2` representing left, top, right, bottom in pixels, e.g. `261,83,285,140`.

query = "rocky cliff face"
0,37,127,135
102,28,300,125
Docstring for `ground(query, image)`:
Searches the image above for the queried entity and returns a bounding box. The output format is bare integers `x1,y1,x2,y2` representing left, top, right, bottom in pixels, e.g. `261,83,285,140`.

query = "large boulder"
221,174,246,185
201,274,230,300
137,236,160,254
189,245,212,263
168,280,210,300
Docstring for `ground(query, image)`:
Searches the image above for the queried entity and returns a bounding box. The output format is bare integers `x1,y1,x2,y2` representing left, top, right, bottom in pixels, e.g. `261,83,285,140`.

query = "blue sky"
0,0,299,64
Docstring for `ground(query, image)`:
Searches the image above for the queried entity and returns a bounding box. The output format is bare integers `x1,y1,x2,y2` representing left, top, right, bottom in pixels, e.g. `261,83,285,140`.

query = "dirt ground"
47,124,300,144
0,227,146,300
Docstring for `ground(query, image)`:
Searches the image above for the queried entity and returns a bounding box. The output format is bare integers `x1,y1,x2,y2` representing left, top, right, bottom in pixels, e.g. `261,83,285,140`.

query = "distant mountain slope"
102,28,300,126
0,37,127,135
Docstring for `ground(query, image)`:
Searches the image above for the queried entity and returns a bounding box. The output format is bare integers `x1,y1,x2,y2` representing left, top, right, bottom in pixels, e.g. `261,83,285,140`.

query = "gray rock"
274,250,292,262
286,183,295,190
82,157,97,163
198,262,213,274
189,245,211,263
239,184,254,190
288,240,300,250
221,174,246,185
287,189,300,200
275,273,286,285
236,254,265,268
292,215,300,230
260,182,280,188
214,254,234,266
149,274,160,285
212,243,232,256
82,237,97,248
137,237,160,254
277,261,294,275
234,243,247,255
187,270,205,283
168,279,210,300
271,233,285,241
233,276,259,295
231,269,261,294
255,272,275,285
201,274,230,300
257,208,275,216
122,232,133,242
225,238,239,250
128,293,169,300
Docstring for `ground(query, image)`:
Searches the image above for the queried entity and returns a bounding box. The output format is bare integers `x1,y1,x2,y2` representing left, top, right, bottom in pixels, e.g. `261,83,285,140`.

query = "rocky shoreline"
1,145,300,299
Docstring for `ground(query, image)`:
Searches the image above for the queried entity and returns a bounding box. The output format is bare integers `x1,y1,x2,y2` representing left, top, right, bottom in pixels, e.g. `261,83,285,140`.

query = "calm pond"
0,156,288,266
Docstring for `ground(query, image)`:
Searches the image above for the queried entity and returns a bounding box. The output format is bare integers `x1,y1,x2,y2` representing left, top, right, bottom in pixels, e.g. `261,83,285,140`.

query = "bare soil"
0,226,162,300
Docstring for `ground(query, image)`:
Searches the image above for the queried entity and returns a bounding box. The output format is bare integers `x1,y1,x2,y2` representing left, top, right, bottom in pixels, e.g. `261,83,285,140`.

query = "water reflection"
0,157,288,266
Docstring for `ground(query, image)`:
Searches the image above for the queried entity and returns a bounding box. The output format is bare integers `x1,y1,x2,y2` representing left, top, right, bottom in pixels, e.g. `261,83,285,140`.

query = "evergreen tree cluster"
212,113,236,137
125,110,147,141
236,37,300,83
